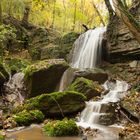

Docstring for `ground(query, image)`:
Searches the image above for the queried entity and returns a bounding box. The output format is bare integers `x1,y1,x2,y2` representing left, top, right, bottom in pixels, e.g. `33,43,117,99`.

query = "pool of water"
5,125,121,140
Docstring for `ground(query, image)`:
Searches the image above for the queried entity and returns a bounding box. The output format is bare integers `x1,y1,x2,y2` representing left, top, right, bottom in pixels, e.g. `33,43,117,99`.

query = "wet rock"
74,68,108,84
68,77,104,100
24,59,69,98
107,9,140,63
98,113,117,125
58,67,108,91
15,91,86,117
80,126,99,137
129,60,140,68
99,103,116,113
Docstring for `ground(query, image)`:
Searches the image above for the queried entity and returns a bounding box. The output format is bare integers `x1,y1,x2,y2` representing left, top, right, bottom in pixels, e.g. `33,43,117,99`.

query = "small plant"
43,119,79,136
13,110,45,126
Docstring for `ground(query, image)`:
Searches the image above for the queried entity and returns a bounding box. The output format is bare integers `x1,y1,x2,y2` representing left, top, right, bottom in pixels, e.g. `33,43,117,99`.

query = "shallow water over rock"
5,125,121,140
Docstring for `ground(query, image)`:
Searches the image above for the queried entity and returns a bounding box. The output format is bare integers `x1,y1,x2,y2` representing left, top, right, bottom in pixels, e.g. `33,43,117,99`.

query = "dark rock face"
18,91,86,117
58,68,108,92
0,63,9,93
107,5,140,63
24,59,69,98
68,77,104,100
74,69,108,84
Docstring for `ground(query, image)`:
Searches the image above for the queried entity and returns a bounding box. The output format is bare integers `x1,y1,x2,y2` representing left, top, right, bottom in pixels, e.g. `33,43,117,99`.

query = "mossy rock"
15,91,86,117
24,59,69,97
13,110,44,126
43,119,79,136
68,77,104,100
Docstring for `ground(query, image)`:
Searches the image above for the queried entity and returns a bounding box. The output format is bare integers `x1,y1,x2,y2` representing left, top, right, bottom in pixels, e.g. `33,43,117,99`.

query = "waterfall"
77,80,129,129
4,72,25,107
71,27,106,69
59,27,106,91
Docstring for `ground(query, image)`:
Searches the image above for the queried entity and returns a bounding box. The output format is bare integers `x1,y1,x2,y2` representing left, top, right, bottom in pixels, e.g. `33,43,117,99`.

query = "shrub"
13,110,44,126
43,119,79,136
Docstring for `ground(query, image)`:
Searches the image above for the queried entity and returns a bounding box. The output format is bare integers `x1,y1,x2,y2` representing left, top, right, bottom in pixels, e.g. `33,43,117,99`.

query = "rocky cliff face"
107,4,140,63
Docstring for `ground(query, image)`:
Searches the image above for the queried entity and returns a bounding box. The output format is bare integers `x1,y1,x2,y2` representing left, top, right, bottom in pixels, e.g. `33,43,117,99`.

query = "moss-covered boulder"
24,59,69,97
13,110,44,126
16,91,86,117
68,77,104,100
43,119,79,136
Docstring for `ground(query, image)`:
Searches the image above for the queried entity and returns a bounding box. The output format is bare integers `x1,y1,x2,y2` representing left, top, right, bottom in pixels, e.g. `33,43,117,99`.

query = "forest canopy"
0,0,109,33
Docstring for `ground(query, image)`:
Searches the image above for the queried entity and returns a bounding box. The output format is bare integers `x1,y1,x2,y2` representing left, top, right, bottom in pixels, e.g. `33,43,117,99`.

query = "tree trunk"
52,0,56,28
104,0,114,18
91,0,105,26
72,0,77,31
22,6,30,23
62,0,67,32
112,0,140,44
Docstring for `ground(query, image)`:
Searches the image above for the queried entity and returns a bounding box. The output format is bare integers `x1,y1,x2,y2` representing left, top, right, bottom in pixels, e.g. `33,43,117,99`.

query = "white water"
78,80,128,129
4,72,25,106
59,27,106,91
59,68,74,92
71,27,106,69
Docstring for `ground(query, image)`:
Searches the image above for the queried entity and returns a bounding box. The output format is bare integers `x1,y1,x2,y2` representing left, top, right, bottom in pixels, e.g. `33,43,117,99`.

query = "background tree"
0,1,2,23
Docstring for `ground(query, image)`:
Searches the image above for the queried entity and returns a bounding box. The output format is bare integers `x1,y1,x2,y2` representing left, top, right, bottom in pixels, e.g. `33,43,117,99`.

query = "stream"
4,27,129,140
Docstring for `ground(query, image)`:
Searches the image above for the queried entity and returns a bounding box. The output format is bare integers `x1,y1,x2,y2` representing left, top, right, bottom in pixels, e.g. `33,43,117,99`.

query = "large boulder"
74,68,108,84
107,4,140,63
24,59,69,98
68,77,104,100
58,68,108,91
16,91,86,117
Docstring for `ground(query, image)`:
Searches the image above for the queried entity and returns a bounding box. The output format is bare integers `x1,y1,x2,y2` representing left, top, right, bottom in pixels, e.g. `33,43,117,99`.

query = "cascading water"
4,72,25,107
59,27,106,91
77,80,129,129
71,27,106,69
59,27,129,139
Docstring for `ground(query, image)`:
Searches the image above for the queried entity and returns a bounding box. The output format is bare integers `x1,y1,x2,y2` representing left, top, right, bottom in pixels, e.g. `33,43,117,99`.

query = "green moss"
13,110,45,126
5,58,30,73
24,59,69,79
14,91,86,117
43,119,79,136
68,77,103,100
25,91,86,110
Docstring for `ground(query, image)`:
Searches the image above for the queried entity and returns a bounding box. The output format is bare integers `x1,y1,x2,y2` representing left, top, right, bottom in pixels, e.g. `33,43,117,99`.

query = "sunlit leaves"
1,0,109,33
